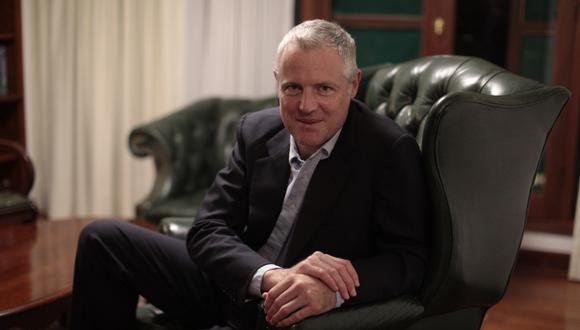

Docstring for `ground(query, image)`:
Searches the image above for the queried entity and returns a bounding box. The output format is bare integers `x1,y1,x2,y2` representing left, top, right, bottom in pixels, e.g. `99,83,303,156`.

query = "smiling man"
188,19,429,328
71,19,428,330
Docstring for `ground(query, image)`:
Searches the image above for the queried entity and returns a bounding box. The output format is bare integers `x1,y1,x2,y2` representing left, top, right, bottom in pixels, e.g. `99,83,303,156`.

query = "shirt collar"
289,128,342,166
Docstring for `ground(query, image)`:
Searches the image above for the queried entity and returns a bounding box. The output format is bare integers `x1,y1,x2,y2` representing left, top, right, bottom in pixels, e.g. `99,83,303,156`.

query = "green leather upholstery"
129,56,570,329
130,97,278,223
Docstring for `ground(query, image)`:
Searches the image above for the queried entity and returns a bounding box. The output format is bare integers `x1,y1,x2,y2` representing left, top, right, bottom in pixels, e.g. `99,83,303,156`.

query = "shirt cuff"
248,264,281,297
335,292,344,308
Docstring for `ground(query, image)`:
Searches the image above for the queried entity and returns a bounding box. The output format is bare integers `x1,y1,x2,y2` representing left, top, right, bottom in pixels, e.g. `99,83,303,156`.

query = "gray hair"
276,19,358,80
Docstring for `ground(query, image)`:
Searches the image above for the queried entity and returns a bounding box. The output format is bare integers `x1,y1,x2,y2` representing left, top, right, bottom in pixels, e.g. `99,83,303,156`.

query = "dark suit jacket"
187,99,428,325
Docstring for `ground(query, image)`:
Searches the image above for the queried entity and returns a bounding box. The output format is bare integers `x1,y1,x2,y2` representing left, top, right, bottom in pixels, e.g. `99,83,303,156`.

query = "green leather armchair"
130,55,569,329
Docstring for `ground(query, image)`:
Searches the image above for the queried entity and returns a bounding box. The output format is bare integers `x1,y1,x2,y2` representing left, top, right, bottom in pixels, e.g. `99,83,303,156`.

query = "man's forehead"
278,45,344,72
280,42,340,59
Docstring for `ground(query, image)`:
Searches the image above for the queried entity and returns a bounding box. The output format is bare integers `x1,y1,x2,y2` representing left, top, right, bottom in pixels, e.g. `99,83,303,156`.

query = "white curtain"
22,0,294,219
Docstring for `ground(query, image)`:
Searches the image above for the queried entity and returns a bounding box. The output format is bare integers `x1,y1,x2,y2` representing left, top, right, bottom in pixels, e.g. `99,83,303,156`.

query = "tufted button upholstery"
129,97,278,223
365,55,542,136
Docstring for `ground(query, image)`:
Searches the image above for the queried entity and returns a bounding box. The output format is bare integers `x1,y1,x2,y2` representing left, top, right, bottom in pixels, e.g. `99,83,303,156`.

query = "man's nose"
299,89,317,113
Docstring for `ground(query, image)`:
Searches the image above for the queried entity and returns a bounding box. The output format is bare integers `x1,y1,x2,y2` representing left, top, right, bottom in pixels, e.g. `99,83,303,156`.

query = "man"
71,19,428,329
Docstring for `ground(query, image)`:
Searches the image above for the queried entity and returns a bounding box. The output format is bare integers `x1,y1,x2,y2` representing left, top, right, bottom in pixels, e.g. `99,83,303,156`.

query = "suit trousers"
69,219,231,329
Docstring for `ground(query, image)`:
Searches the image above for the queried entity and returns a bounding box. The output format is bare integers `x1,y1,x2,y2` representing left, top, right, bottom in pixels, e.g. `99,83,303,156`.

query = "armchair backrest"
130,97,277,203
178,98,278,194
364,55,570,317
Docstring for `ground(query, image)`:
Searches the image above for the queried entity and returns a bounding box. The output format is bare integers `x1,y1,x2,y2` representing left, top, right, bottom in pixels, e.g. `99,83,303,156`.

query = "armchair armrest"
256,295,424,330
130,109,195,216
129,98,230,220
158,217,195,239
129,97,278,222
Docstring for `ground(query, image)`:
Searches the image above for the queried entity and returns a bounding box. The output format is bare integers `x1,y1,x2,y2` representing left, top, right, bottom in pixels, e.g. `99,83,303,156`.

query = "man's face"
275,43,360,158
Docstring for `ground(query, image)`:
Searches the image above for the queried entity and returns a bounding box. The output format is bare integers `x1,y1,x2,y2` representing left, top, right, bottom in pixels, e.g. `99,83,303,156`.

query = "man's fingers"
318,265,350,299
263,274,336,328
275,304,317,327
265,285,298,319
267,293,306,325
297,262,341,294
320,256,358,297
301,252,359,299
319,253,359,286
327,254,360,287
263,279,292,313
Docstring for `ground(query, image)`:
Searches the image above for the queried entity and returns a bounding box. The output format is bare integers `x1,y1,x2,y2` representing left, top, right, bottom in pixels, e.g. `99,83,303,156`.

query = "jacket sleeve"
186,114,271,305
348,133,429,306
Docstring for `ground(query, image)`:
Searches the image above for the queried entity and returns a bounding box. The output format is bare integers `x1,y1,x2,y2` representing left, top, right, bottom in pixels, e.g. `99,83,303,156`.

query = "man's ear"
350,69,362,98
273,70,281,105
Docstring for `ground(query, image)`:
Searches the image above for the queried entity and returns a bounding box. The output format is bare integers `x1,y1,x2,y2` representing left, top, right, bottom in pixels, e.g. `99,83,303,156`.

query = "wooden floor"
4,218,579,329
481,260,580,330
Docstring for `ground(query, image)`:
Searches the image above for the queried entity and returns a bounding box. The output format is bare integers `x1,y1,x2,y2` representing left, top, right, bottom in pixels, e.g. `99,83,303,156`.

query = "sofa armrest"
256,295,424,330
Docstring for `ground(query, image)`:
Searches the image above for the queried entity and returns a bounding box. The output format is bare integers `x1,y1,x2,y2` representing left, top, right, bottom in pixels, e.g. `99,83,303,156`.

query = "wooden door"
507,0,580,234
298,0,456,66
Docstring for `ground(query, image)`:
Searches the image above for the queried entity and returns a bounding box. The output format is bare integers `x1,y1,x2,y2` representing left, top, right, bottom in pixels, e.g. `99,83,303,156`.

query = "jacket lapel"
245,129,290,249
280,103,359,266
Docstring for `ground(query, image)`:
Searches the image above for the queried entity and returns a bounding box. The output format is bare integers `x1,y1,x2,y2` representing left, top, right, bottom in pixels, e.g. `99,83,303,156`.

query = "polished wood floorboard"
482,263,580,330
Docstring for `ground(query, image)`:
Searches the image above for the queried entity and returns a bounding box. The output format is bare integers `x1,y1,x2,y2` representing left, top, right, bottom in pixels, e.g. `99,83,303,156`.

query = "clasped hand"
261,251,360,327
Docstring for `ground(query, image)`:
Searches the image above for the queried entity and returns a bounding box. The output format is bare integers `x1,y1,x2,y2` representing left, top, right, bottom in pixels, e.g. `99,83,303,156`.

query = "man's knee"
78,219,126,251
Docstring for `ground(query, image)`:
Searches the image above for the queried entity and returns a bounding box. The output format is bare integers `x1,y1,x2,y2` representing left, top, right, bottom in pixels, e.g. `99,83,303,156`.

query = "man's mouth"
297,118,321,125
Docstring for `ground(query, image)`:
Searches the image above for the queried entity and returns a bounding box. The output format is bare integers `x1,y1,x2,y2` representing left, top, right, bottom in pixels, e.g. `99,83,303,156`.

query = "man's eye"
318,86,334,95
283,85,301,96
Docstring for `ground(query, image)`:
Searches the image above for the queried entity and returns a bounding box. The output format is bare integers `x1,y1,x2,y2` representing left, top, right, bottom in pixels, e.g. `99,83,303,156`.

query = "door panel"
508,0,580,233
298,0,455,66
